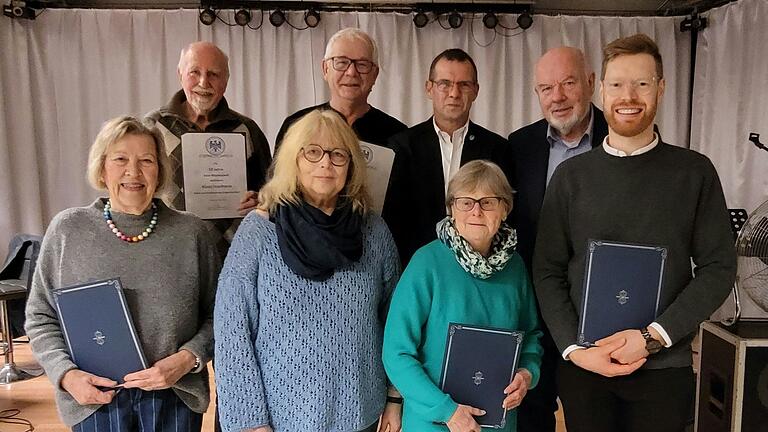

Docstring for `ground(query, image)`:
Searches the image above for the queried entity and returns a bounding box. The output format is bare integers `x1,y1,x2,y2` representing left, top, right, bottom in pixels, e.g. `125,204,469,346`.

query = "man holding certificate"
533,34,736,432
146,41,272,241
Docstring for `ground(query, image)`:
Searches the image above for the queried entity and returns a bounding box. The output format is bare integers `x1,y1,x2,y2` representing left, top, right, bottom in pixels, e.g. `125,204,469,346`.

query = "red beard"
605,100,657,137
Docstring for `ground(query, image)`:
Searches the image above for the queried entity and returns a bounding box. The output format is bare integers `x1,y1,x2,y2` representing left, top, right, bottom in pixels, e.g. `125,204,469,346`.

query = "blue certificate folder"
577,240,667,346
439,323,523,429
53,278,147,383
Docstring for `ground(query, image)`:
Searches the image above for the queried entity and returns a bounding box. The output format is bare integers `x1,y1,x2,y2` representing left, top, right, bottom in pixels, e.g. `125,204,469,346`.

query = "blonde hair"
445,160,514,216
87,116,171,198
259,109,370,214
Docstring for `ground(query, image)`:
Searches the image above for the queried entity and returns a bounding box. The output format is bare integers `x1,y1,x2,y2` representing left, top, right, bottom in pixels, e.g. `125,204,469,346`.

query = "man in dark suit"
496,47,608,432
383,48,506,266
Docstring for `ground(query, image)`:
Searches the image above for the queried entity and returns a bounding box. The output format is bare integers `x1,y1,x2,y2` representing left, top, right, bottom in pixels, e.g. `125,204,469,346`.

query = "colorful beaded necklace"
103,199,158,243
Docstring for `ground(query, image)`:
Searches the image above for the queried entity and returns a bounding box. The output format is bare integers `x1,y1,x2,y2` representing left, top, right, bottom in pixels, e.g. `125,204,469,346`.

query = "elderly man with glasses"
382,48,507,266
275,28,407,150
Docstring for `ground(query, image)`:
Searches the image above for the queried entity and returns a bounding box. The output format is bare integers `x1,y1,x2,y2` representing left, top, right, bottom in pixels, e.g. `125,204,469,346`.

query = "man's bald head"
533,47,595,140
178,41,230,118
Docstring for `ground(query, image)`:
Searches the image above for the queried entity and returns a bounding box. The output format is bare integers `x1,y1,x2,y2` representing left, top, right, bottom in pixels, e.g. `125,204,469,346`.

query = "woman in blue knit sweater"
383,160,543,432
214,109,402,432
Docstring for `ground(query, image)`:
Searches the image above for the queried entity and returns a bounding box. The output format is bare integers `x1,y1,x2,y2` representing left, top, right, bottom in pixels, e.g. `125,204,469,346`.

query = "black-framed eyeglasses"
301,144,351,166
429,79,477,93
452,196,504,212
326,56,376,74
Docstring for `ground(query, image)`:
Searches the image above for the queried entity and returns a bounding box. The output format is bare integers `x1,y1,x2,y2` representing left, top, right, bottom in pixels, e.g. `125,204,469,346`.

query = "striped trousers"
73,388,203,432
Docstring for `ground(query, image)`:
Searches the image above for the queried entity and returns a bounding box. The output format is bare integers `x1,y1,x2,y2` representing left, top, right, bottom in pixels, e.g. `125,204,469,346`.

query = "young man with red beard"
533,34,736,432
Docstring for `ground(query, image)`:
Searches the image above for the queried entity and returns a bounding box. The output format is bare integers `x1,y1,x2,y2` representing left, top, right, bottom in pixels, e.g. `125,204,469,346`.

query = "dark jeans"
558,360,695,432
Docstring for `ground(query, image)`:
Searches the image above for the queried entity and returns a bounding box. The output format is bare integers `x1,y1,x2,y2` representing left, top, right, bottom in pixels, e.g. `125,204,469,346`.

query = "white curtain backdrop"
0,9,691,259
691,0,768,214
691,0,768,318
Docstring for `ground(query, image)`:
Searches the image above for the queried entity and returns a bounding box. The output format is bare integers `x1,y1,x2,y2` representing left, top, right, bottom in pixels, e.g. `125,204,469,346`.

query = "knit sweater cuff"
51,360,79,391
432,394,459,424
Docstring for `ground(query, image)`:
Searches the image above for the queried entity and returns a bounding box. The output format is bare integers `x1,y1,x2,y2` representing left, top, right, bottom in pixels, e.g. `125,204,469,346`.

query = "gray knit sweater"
533,142,736,369
25,198,221,426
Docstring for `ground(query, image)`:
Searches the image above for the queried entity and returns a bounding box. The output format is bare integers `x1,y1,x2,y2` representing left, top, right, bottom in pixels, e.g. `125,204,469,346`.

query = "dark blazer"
382,118,507,265
498,104,609,272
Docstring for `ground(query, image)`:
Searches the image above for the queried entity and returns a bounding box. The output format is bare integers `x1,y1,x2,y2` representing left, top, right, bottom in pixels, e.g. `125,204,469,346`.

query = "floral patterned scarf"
436,216,517,279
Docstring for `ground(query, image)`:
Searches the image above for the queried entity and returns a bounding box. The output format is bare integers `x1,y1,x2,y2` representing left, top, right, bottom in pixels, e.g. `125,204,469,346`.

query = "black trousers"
516,328,559,432
558,360,695,432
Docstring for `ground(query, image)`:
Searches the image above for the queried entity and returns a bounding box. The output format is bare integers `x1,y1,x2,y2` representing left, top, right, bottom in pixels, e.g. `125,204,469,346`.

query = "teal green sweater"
383,240,543,432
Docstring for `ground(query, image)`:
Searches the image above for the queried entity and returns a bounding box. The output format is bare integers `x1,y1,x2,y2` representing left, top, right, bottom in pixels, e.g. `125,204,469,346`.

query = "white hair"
323,28,379,65
177,41,230,80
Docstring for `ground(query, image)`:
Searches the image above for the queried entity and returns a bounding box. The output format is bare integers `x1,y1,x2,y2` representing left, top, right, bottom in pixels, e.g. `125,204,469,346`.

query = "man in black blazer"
496,47,608,432
383,49,506,265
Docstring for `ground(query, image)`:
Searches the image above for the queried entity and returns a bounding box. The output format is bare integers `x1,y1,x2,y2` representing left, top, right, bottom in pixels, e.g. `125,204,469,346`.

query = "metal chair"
0,234,42,384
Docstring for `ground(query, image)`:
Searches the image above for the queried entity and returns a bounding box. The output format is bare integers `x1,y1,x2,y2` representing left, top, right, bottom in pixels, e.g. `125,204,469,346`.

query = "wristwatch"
192,355,201,371
641,327,663,355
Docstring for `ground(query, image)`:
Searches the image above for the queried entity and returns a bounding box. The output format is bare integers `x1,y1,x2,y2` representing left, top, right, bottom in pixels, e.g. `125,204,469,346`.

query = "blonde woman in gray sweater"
25,116,221,431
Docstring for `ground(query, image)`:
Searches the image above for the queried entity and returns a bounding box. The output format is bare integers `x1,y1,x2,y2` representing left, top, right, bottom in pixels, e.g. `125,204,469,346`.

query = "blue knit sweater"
214,211,400,432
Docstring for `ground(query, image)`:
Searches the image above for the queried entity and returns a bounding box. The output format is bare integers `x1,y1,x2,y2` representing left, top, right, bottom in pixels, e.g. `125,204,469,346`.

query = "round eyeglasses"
326,56,376,74
452,196,504,212
301,144,350,166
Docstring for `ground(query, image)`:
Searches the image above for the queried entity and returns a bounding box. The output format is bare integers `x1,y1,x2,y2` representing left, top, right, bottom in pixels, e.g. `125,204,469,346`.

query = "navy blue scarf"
274,199,363,281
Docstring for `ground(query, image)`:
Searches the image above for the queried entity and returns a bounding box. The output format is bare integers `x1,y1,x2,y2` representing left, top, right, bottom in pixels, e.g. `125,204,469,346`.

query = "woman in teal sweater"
383,160,543,432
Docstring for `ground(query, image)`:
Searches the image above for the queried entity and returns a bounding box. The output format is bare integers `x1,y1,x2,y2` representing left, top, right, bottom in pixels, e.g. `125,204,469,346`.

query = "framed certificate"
439,323,524,429
577,240,667,346
181,133,247,219
53,278,147,383
359,141,395,215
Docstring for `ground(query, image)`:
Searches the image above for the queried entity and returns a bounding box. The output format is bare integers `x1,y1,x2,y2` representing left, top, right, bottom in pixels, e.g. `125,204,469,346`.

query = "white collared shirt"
602,133,659,157
433,119,470,193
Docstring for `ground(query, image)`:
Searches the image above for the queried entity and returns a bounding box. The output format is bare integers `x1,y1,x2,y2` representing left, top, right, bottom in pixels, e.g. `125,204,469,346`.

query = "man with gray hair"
146,41,272,241
275,28,407,149
494,46,608,432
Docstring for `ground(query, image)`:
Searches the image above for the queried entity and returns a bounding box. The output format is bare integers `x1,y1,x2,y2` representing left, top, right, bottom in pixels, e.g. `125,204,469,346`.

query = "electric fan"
724,199,768,323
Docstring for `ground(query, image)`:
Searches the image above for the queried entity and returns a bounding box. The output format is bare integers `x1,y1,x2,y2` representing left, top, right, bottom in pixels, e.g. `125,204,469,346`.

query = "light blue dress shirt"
545,108,595,185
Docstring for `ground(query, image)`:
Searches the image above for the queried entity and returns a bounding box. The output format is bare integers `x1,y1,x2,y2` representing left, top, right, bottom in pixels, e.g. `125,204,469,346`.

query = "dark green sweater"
533,142,736,369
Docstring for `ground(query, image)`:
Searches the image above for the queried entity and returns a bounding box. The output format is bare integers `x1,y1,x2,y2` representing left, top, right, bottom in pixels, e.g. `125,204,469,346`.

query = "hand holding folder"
60,369,118,406
502,368,532,410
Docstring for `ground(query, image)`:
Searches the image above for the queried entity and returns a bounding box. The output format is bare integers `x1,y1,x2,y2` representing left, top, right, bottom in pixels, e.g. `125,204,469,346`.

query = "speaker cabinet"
695,321,768,431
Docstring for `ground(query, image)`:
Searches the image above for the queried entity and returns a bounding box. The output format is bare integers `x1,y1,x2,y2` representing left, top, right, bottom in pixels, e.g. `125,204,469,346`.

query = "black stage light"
517,12,533,30
2,3,34,20
269,9,285,27
199,8,216,26
304,8,321,28
482,12,498,29
447,11,463,29
234,9,251,26
413,11,429,28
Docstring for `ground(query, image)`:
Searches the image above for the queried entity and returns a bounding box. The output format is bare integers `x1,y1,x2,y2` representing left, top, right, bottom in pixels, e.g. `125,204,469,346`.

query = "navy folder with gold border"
439,323,523,429
53,278,147,383
577,240,667,347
